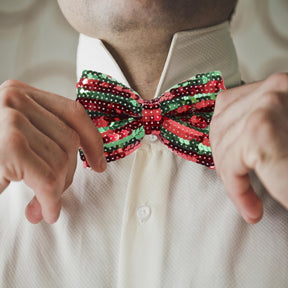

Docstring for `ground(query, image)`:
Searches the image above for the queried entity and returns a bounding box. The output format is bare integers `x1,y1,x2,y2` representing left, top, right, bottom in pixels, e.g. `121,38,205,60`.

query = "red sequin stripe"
76,78,101,89
167,141,214,168
159,80,224,103
195,99,215,110
76,97,141,117
189,115,210,129
164,99,215,118
101,121,142,144
176,114,211,130
162,118,209,144
105,141,142,162
77,77,142,102
91,116,113,127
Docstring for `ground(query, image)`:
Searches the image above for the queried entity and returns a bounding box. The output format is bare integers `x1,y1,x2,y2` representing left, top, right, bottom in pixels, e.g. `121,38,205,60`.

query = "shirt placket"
116,141,173,288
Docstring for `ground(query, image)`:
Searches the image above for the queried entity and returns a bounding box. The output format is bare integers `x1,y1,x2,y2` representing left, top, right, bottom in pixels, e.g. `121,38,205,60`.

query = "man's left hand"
210,73,288,224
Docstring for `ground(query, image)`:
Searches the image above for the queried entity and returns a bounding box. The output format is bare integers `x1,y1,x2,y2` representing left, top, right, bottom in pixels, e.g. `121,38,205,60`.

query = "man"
0,0,288,287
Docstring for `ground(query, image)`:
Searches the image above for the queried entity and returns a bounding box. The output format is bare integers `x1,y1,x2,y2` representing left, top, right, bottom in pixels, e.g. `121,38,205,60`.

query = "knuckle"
53,150,69,173
0,86,28,109
2,129,29,159
1,108,27,129
247,109,276,141
266,73,288,90
247,109,267,132
261,91,284,109
0,79,22,89
0,162,23,182
0,87,19,106
245,109,279,167
9,130,28,151
42,171,58,192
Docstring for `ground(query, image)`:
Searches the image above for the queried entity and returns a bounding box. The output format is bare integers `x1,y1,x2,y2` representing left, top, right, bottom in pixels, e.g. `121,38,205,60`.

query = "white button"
147,135,158,142
136,205,151,224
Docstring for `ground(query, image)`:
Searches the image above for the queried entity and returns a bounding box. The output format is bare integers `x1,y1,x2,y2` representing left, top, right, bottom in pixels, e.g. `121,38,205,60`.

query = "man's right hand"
0,80,106,224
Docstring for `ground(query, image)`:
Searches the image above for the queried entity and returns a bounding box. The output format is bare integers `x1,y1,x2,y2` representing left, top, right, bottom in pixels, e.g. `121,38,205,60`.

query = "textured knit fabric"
1,21,288,288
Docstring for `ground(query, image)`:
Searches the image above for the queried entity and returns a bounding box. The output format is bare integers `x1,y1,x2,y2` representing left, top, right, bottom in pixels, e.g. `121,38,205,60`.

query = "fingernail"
243,210,263,224
43,201,61,224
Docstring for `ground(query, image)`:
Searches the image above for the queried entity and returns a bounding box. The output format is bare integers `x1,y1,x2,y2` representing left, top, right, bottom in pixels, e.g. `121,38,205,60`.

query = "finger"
23,153,62,224
18,110,69,170
216,106,288,223
8,139,63,224
211,89,288,161
261,73,288,94
0,83,106,172
214,73,288,121
14,107,75,191
210,83,262,150
21,85,106,172
25,196,43,224
220,142,263,223
256,156,288,210
211,100,256,171
223,170,263,224
1,87,79,157
213,81,262,117
213,117,264,223
250,106,288,209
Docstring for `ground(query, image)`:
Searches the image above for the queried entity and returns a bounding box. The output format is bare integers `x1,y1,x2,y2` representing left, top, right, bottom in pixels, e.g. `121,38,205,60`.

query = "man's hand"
0,80,106,224
210,73,288,224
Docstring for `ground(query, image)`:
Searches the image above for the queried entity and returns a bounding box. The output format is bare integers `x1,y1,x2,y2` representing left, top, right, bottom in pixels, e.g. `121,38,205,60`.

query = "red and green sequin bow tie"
76,70,225,168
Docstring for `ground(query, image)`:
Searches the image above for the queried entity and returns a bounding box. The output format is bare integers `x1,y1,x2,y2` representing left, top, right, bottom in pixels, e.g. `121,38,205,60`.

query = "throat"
102,36,171,100
131,78,161,101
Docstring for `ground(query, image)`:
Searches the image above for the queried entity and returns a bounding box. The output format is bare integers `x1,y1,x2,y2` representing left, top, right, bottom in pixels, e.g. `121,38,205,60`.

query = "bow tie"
76,70,225,168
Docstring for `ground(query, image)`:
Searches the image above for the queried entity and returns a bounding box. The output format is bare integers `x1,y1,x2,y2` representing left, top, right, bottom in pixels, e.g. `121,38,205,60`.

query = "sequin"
76,70,225,168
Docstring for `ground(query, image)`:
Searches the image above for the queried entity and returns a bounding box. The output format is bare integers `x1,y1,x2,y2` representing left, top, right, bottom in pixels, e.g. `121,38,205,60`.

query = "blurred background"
0,0,287,99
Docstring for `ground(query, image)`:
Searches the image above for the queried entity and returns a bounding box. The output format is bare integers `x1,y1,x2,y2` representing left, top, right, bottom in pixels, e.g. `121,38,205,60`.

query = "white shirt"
1,21,288,288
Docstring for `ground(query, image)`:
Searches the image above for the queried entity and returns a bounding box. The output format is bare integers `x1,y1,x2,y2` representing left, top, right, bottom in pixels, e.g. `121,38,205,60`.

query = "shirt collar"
77,21,241,98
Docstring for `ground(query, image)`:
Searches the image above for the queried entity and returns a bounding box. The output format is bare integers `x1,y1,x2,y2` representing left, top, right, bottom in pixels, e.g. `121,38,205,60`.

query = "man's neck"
103,30,172,100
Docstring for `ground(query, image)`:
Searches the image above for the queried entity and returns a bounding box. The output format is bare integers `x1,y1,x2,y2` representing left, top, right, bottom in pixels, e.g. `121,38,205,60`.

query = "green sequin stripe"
168,71,222,90
97,118,135,133
160,127,212,155
85,110,137,120
77,90,142,115
160,93,216,114
173,115,213,134
85,110,126,119
104,126,145,150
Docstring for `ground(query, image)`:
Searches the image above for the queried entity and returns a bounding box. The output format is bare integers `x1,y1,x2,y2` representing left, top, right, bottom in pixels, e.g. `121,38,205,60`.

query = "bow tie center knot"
141,102,163,135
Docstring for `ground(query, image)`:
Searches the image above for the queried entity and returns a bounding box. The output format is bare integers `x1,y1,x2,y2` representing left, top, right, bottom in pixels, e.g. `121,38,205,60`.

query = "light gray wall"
0,0,78,98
